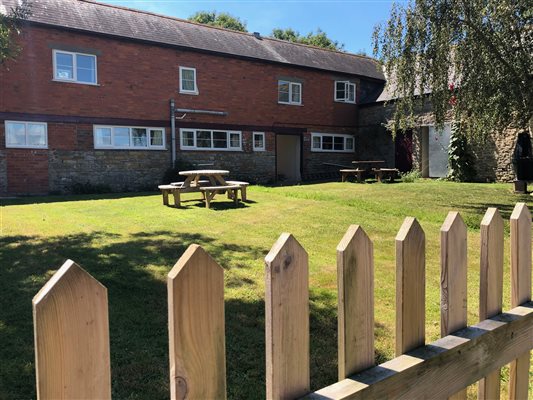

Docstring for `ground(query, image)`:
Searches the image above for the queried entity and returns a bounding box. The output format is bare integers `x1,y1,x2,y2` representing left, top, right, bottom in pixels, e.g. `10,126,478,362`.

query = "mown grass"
0,180,532,399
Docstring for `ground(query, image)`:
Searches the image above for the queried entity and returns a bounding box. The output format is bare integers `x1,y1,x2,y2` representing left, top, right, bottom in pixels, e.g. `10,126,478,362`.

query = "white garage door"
428,124,451,178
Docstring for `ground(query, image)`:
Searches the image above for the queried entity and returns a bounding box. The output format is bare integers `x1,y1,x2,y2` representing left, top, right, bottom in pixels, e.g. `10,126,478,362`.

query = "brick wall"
0,25,364,129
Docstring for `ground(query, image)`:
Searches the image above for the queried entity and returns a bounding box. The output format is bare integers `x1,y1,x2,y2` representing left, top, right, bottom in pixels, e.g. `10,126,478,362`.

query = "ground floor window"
5,121,48,148
253,132,265,151
180,128,242,151
94,126,165,149
311,132,354,153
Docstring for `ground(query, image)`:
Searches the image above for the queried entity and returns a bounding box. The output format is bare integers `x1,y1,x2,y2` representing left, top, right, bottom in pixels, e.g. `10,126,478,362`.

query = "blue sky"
99,0,401,55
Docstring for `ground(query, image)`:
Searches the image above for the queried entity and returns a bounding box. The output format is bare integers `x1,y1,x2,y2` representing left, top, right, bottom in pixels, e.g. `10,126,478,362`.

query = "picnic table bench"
340,169,365,183
373,168,399,182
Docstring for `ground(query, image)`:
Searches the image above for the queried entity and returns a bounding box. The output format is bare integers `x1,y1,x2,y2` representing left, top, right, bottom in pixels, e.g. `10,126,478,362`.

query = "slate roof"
1,0,385,81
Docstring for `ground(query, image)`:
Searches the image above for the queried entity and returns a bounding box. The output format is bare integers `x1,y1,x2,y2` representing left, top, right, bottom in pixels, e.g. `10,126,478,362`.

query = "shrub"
400,169,422,183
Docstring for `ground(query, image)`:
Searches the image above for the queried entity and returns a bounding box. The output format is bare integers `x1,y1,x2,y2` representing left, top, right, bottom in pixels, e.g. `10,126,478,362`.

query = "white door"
428,124,451,178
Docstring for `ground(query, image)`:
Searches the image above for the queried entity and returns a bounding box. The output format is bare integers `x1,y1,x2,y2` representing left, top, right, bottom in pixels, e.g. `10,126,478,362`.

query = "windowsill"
180,147,243,152
253,148,266,152
334,100,357,104
278,102,303,106
179,90,199,95
310,149,354,153
94,146,167,151
6,145,48,149
52,79,100,86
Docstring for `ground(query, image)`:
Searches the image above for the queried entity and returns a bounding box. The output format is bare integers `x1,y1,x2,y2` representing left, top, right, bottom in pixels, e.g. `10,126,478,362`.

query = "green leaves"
373,0,532,139
188,11,247,32
0,0,31,65
271,27,345,51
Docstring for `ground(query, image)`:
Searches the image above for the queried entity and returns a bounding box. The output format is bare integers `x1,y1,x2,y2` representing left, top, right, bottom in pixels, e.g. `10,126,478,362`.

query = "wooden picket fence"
32,203,532,399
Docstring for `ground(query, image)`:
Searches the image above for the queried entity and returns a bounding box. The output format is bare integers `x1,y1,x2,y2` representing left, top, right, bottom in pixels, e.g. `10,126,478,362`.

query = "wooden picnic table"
351,160,386,168
178,169,229,188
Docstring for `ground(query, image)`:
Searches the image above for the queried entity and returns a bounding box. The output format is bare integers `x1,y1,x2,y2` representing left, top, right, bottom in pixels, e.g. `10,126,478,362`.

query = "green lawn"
1,181,532,399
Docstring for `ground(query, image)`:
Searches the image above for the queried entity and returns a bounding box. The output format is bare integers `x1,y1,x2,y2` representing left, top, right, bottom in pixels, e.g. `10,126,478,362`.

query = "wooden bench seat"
170,180,210,187
158,185,181,206
373,168,399,183
339,169,365,183
225,180,250,201
199,185,241,209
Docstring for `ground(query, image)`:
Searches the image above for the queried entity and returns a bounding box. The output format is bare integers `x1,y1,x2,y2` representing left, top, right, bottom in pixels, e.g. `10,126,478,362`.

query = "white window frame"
311,132,355,153
5,121,48,149
52,49,98,85
334,81,356,103
179,66,198,95
278,80,302,105
93,125,166,150
253,132,266,151
180,128,242,151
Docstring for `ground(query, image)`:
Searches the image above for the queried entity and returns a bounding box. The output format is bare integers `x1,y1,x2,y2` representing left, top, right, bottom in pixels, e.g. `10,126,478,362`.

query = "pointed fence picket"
30,204,532,399
440,212,468,400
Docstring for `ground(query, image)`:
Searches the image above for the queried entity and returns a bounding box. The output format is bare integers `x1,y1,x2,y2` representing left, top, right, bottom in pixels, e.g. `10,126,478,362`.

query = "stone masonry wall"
49,150,171,193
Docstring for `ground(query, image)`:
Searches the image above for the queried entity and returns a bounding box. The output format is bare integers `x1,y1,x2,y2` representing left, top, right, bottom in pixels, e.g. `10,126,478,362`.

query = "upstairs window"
311,132,354,153
53,50,97,84
335,81,356,103
278,80,302,105
179,67,198,94
5,121,48,148
94,126,165,150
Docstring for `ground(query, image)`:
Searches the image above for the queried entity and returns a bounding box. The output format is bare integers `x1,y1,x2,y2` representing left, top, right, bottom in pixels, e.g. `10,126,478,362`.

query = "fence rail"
31,203,532,399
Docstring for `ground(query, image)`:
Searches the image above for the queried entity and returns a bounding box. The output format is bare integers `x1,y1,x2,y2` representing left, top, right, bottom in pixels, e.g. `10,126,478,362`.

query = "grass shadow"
0,230,267,399
0,191,158,207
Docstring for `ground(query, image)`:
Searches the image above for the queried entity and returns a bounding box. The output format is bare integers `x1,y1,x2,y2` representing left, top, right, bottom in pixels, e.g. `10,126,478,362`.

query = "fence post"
440,212,468,400
168,244,226,400
32,260,111,399
337,225,374,380
478,207,504,399
509,203,531,400
265,233,309,400
396,217,425,355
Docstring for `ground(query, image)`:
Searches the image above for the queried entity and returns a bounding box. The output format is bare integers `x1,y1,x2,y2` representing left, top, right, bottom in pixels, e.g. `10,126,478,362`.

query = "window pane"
113,127,130,147
333,136,344,150
278,81,290,102
150,130,164,146
27,124,46,146
181,69,196,91
213,131,228,148
6,122,26,145
182,131,194,146
196,131,212,148
346,137,354,150
95,127,112,146
322,135,333,150
229,133,241,148
254,133,264,149
76,54,96,83
348,84,355,102
312,135,321,149
291,83,301,103
55,52,74,80
132,128,147,147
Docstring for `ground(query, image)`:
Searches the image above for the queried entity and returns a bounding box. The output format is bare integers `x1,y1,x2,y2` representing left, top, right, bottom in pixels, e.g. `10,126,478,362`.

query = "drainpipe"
170,99,176,167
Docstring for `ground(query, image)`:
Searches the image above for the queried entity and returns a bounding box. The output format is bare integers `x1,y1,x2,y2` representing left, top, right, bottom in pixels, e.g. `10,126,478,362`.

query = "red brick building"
0,0,392,195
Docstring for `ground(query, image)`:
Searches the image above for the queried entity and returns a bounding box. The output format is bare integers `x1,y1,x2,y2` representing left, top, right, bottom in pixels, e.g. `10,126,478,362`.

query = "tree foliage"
271,28,345,51
0,0,31,65
373,0,532,138
188,11,247,32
